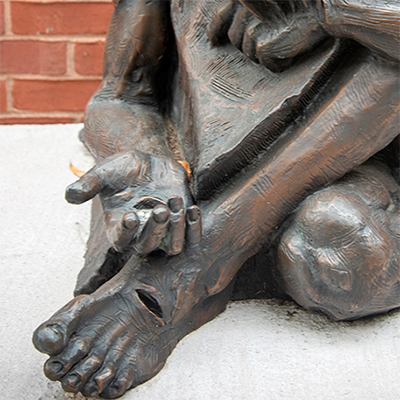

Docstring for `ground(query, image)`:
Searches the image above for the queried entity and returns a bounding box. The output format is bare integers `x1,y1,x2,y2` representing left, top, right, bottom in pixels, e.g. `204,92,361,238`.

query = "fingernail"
66,181,82,193
187,206,200,222
65,182,83,203
122,212,139,229
44,359,64,380
153,205,170,223
168,196,183,213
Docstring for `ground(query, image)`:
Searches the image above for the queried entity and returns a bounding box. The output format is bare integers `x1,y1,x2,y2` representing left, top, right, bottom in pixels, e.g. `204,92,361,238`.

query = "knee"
277,188,400,321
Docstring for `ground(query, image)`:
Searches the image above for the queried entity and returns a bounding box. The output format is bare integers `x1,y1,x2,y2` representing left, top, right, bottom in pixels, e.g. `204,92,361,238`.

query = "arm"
321,0,400,62
82,0,173,161
210,0,399,72
69,0,202,256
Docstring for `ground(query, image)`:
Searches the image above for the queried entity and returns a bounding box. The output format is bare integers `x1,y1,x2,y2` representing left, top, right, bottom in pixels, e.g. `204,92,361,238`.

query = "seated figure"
33,1,399,398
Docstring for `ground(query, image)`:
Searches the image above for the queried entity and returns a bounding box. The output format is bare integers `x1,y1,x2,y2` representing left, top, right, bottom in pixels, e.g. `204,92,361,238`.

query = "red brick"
0,115,81,125
0,40,67,75
13,79,102,111
0,80,7,112
0,2,5,35
11,2,114,35
74,41,104,76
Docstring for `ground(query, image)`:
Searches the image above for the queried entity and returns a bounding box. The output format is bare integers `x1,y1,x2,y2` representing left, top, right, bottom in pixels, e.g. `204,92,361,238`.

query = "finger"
240,0,286,25
65,168,102,204
207,0,238,46
228,7,250,50
256,33,294,73
106,211,140,253
255,18,324,71
162,196,185,256
186,206,202,246
133,205,170,255
242,19,262,62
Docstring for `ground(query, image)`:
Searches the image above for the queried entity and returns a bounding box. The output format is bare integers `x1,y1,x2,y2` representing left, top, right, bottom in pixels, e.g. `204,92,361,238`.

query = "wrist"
82,100,172,161
319,0,343,37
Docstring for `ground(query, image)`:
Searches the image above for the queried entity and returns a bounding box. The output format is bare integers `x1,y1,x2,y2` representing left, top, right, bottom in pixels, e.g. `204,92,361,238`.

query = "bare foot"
33,252,232,398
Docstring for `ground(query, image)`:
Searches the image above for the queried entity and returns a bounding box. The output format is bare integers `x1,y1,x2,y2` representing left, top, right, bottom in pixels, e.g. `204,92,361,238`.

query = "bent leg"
277,161,400,320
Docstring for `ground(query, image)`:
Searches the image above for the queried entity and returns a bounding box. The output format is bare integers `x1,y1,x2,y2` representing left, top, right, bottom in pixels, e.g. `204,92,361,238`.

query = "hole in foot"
136,290,163,319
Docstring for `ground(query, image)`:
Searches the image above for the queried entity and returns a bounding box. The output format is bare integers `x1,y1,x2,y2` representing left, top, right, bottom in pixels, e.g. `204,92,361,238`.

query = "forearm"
321,0,400,62
83,0,173,161
100,0,170,103
83,101,173,161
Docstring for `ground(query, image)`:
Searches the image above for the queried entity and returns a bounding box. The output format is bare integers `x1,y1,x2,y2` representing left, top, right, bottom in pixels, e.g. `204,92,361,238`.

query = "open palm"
66,151,201,255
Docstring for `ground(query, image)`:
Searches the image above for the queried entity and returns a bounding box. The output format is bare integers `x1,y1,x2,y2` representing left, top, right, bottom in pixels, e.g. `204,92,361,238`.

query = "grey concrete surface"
0,124,399,400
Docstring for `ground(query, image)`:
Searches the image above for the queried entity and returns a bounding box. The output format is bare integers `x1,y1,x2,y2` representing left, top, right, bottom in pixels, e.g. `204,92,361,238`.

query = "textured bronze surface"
34,1,399,398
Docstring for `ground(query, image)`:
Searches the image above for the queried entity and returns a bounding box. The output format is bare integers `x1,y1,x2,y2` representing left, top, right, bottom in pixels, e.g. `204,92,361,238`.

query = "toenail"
50,361,63,373
44,360,64,380
67,374,81,388
62,377,80,394
33,324,65,355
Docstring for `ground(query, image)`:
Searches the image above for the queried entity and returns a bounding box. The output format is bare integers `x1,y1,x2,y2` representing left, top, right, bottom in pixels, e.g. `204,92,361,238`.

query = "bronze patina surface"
33,1,399,398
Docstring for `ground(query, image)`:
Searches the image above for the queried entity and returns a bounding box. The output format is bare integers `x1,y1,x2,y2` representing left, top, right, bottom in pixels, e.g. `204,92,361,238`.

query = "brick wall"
0,0,113,124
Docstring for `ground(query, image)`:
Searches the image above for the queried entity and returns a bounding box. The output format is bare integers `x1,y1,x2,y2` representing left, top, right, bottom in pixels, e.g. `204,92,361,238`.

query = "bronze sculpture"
33,1,399,398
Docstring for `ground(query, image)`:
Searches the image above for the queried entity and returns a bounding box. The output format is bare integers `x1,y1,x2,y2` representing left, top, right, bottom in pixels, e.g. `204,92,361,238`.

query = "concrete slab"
0,124,399,400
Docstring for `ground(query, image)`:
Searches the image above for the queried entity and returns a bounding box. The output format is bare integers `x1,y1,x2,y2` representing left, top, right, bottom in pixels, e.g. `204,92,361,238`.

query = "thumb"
65,168,102,204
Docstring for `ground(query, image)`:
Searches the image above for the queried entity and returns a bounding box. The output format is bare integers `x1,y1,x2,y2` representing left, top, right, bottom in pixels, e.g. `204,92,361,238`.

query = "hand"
208,0,328,72
65,152,201,256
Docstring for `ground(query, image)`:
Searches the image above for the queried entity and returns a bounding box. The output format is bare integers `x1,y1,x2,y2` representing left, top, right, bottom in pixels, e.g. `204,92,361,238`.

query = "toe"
91,334,135,396
33,322,68,356
60,353,103,393
95,366,116,395
101,370,135,399
81,380,99,397
44,337,90,381
77,319,136,396
33,295,90,356
100,342,138,398
61,373,82,393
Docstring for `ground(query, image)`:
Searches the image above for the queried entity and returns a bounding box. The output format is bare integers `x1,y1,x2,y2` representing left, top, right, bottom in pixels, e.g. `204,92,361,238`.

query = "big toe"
33,295,90,355
33,322,68,356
